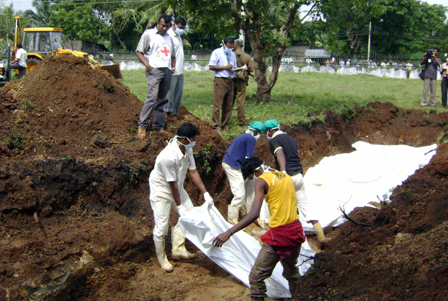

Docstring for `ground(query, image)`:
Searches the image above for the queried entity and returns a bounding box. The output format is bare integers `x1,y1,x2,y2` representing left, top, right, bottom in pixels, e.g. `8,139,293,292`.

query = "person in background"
223,121,265,224
420,47,440,107
209,37,237,134
10,43,27,79
164,16,187,117
440,53,448,108
213,157,305,300
263,119,325,242
233,39,254,126
149,122,214,272
135,14,175,138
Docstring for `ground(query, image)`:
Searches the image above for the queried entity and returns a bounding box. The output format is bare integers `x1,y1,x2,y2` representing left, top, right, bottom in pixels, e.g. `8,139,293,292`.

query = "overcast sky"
5,0,448,14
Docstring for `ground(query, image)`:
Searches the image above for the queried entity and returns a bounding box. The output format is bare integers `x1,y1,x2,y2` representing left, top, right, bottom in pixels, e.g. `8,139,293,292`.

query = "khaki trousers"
212,77,234,129
233,79,247,124
222,162,255,212
421,77,437,106
249,243,301,298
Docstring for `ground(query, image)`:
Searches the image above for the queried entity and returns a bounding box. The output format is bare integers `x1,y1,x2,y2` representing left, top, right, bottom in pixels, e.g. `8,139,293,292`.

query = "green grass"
121,70,444,137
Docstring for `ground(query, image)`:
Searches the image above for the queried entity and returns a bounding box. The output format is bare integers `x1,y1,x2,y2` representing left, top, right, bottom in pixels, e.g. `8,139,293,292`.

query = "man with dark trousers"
209,37,237,134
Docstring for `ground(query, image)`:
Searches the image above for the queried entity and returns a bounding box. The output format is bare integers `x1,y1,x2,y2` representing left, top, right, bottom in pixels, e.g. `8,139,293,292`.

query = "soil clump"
1,55,447,300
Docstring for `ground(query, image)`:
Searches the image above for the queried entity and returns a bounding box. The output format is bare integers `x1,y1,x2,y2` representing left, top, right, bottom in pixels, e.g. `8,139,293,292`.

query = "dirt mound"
1,58,448,301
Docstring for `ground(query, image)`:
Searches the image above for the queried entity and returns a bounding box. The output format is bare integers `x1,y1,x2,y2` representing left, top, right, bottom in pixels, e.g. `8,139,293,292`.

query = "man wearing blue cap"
222,121,265,224
263,119,325,241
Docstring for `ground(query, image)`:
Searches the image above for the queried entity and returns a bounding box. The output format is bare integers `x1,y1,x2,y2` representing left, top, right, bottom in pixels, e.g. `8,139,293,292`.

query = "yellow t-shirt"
259,171,298,228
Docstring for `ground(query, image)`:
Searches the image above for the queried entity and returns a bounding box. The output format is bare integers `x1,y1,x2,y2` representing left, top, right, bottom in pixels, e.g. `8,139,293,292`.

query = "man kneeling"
213,157,305,300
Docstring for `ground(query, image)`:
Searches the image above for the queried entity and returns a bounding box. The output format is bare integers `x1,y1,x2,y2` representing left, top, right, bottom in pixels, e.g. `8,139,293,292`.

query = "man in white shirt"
209,37,237,134
10,43,27,78
164,16,186,117
149,122,214,272
136,14,176,138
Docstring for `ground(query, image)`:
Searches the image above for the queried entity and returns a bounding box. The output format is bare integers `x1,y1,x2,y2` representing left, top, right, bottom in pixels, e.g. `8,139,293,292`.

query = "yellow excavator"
11,16,122,79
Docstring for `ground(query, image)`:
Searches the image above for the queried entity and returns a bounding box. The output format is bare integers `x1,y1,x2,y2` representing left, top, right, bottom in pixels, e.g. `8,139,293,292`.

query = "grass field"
121,70,444,136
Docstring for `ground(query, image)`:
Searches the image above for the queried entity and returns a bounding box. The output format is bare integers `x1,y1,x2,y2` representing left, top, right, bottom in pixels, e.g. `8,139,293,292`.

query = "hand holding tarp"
212,231,231,248
177,204,188,217
203,192,214,208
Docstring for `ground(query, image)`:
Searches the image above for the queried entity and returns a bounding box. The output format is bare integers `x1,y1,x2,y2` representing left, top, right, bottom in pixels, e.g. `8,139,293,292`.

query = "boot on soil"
228,205,240,225
153,237,173,273
137,127,146,139
171,225,197,259
313,222,325,242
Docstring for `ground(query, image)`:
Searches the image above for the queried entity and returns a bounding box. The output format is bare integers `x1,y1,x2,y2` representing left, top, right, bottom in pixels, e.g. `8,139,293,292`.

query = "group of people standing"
136,15,254,138
148,118,324,300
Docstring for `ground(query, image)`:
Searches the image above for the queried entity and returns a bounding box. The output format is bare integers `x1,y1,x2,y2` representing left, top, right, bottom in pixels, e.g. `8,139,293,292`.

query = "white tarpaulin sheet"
301,141,437,232
178,204,315,299
178,141,436,298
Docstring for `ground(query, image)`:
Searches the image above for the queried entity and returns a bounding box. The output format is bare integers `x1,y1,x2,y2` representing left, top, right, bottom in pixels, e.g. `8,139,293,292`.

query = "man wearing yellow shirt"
213,157,305,300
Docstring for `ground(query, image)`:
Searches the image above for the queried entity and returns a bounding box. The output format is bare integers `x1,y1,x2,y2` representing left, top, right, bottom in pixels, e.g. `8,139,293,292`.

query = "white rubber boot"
313,222,325,242
228,205,240,225
153,237,173,273
171,225,196,259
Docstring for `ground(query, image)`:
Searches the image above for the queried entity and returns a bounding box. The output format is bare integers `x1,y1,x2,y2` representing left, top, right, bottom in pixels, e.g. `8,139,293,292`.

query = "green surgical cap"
249,121,265,132
263,119,280,130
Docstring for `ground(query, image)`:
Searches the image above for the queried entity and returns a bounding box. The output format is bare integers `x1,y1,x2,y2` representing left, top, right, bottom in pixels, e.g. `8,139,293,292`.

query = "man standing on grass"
264,119,325,242
164,16,187,117
233,39,254,127
223,121,265,224
440,53,448,108
149,122,214,272
213,157,305,300
420,47,440,107
209,37,237,134
135,14,175,138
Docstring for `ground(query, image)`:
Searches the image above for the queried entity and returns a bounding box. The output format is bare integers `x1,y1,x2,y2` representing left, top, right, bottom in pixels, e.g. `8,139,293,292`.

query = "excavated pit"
0,55,447,301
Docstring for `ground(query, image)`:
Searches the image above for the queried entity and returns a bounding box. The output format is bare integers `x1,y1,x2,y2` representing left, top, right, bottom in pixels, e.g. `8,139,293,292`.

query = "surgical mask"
224,46,232,54
175,135,196,149
267,135,273,140
246,129,260,140
174,28,185,36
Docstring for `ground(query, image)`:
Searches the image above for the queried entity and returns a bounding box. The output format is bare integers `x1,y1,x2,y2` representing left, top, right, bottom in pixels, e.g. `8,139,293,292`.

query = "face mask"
174,28,185,36
224,46,232,54
175,136,196,149
246,129,260,140
267,135,273,140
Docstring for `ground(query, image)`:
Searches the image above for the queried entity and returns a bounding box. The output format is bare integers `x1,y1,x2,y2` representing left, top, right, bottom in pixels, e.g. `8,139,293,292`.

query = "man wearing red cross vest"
136,14,176,138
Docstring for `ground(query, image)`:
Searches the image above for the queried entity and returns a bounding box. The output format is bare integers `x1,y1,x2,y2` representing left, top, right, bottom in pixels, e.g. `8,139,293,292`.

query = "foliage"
4,127,27,149
317,0,448,56
24,0,51,27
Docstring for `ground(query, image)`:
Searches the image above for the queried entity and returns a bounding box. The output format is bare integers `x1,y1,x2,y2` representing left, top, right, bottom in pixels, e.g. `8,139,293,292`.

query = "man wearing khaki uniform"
233,39,254,126
209,37,237,134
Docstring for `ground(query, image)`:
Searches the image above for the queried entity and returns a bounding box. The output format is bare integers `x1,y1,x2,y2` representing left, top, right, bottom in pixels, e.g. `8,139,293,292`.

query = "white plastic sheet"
178,204,315,299
302,141,437,232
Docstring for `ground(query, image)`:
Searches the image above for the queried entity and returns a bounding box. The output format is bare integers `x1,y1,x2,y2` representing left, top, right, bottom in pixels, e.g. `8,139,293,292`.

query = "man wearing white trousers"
149,122,214,272
222,121,265,224
264,119,325,242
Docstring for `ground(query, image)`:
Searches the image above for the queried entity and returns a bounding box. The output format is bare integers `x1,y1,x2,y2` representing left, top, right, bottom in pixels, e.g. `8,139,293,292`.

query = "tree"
170,0,320,101
24,0,52,27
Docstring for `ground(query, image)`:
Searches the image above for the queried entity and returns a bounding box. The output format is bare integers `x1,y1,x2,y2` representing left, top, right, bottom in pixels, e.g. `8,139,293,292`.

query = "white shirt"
168,28,184,75
209,46,237,78
136,27,174,68
16,48,27,68
149,140,196,202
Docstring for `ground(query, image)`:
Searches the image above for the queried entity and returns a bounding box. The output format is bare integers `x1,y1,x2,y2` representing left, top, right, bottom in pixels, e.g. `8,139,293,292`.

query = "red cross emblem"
161,46,170,57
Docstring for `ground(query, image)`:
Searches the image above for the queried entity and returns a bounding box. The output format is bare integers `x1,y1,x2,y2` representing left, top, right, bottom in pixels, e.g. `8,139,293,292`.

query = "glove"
203,192,214,208
177,204,187,217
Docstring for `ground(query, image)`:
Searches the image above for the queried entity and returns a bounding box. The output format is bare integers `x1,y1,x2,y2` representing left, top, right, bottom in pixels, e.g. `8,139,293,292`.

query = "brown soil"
0,55,447,301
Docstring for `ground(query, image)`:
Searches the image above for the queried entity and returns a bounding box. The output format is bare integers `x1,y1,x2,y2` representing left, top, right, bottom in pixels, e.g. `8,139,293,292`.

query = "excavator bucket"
101,64,122,79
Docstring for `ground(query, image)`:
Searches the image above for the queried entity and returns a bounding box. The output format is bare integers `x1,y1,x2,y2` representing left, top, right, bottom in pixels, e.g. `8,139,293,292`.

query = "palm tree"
24,0,52,27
